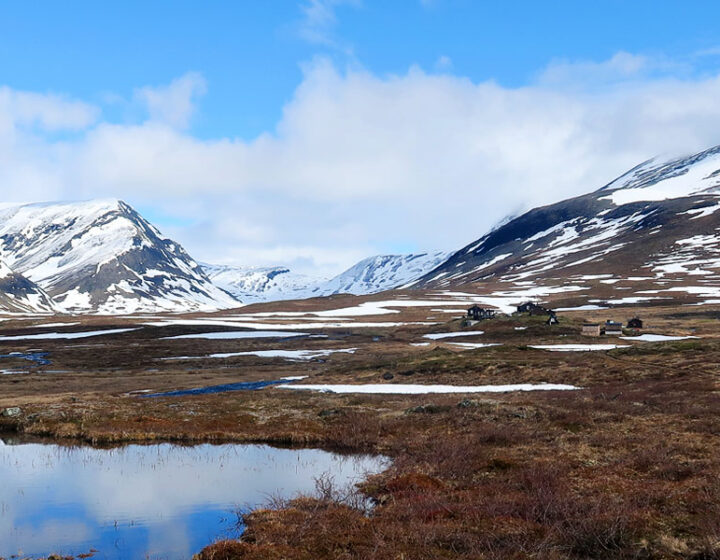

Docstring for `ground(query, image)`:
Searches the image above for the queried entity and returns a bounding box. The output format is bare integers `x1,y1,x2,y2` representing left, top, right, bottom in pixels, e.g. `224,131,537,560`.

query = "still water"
0,437,385,559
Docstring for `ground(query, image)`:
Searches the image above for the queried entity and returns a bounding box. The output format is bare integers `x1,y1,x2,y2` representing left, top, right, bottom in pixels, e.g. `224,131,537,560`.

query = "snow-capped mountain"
413,144,720,305
202,263,326,304
202,252,450,303
0,200,239,313
319,252,450,295
0,261,57,313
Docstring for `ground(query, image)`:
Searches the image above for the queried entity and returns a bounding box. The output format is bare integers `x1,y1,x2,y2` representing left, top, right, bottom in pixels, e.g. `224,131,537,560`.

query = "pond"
0,437,386,559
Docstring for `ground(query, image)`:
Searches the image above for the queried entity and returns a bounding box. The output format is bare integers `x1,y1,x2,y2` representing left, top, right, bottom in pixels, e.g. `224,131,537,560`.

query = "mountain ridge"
0,199,240,313
412,144,720,306
202,252,450,303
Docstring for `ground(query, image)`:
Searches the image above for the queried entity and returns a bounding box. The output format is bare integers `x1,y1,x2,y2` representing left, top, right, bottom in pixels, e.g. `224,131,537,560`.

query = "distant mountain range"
1,144,720,314
0,199,447,313
201,252,449,304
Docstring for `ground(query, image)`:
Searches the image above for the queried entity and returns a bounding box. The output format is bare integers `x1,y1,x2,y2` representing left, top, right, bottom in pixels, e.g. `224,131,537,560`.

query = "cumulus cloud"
1,53,720,274
133,72,207,129
0,86,98,132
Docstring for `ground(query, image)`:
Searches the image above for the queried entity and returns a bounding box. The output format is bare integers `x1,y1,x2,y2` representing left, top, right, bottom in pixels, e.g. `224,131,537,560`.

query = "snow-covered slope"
414,144,720,304
319,253,450,295
202,252,450,303
600,146,720,204
0,200,240,313
202,264,326,304
0,261,57,313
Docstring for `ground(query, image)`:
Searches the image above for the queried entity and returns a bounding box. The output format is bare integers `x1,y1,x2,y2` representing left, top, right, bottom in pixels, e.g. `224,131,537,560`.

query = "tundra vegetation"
0,302,718,559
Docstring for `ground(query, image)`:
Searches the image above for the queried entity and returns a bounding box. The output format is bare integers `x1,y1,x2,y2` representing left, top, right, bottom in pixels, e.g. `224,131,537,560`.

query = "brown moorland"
0,301,718,559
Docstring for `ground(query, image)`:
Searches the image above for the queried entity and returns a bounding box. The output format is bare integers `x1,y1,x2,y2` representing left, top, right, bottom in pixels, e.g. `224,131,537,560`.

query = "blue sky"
3,1,720,139
1,1,720,274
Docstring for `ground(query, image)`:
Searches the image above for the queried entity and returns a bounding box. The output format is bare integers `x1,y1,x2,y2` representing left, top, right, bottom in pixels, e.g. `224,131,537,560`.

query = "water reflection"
0,437,385,559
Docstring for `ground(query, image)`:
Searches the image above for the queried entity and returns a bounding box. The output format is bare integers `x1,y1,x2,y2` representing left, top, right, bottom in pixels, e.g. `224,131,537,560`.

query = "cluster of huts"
466,301,644,336
582,317,643,336
466,301,558,325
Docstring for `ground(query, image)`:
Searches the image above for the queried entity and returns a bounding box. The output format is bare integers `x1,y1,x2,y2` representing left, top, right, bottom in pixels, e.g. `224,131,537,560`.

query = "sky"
2,1,720,276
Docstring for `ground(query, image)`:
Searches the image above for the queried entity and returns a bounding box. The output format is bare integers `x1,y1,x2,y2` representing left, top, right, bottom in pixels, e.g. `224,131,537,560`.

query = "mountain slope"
320,252,450,295
0,200,240,313
414,144,720,304
202,252,450,303
0,261,57,313
202,264,325,304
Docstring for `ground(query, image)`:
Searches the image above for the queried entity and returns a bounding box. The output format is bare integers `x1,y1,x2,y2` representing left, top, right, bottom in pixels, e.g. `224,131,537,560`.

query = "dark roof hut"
467,305,495,321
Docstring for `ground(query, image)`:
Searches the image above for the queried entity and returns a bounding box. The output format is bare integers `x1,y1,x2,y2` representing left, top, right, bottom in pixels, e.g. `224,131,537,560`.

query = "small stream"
0,437,386,559
0,352,51,374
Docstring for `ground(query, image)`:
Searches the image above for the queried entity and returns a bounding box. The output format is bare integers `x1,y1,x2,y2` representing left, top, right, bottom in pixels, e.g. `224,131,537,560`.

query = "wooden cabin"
582,323,601,336
517,301,554,316
627,317,643,329
467,305,495,321
516,302,534,314
604,320,623,336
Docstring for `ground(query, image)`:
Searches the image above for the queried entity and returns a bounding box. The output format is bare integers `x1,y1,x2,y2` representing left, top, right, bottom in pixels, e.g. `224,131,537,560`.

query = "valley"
0,288,718,559
1,146,720,559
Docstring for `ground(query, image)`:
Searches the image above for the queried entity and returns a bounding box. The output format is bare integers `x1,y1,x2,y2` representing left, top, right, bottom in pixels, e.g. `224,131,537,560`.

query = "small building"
517,301,554,316
604,320,623,336
546,313,559,325
627,317,643,329
582,323,602,336
467,305,495,321
516,301,535,314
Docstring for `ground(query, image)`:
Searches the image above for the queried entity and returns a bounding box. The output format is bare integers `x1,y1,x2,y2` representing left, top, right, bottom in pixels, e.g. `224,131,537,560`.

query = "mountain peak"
414,143,720,292
0,199,239,313
598,144,720,203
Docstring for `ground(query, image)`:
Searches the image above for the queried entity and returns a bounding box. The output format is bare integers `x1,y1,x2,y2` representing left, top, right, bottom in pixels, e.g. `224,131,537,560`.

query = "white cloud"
694,46,720,58
297,0,359,53
1,53,720,275
133,72,207,129
538,51,649,84
0,86,98,133
435,55,453,71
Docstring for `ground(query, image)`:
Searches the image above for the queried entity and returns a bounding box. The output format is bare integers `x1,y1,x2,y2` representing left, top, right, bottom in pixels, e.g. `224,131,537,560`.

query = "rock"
1,407,21,417
318,408,342,418
404,404,451,415
456,399,499,410
382,372,394,380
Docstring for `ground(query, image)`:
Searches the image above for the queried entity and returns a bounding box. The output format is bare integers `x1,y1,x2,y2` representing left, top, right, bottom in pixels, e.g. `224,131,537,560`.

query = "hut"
467,305,495,321
582,323,601,336
516,301,534,314
517,302,553,315
604,320,623,336
627,317,643,329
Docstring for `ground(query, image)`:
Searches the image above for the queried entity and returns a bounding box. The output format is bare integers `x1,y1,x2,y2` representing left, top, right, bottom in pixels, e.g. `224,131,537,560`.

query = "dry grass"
1,303,719,559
